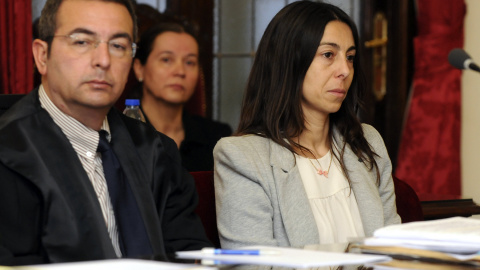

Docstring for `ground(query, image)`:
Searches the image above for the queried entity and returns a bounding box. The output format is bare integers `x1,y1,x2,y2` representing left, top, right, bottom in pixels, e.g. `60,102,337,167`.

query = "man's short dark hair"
38,0,138,55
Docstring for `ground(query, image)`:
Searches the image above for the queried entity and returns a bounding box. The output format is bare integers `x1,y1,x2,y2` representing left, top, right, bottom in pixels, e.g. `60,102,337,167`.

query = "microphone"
448,48,480,72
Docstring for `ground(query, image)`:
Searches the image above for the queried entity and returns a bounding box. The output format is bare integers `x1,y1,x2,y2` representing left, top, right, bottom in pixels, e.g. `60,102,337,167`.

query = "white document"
373,216,480,243
365,216,480,254
12,259,216,270
364,236,480,254
176,245,391,268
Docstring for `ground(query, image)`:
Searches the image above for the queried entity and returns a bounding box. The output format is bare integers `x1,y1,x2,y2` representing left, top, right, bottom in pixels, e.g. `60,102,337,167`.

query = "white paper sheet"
365,217,480,254
12,259,216,270
373,217,480,243
176,246,391,268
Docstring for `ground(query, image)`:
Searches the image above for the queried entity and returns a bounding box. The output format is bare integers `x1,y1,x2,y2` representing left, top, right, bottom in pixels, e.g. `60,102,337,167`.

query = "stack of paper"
176,245,390,268
11,259,216,270
352,217,480,267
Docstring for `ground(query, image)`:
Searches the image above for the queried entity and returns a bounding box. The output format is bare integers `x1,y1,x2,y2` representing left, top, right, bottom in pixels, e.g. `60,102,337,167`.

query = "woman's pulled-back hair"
131,18,199,99
135,20,199,65
237,1,380,183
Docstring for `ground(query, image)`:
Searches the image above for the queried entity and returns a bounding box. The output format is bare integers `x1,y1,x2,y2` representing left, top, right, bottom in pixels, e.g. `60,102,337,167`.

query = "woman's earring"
138,78,143,82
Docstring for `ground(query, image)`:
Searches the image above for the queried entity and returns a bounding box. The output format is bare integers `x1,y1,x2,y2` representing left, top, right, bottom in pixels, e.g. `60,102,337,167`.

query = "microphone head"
448,48,471,70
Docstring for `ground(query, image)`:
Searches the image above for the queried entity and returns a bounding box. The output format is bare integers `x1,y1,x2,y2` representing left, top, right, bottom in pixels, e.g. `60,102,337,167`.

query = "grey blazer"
213,124,401,248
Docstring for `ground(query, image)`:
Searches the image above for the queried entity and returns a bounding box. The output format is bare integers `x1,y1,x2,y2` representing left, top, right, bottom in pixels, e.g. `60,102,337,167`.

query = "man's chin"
84,91,122,107
79,96,118,111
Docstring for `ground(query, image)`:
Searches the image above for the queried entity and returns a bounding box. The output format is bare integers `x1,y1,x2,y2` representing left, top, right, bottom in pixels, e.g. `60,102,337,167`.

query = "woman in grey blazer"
214,1,401,249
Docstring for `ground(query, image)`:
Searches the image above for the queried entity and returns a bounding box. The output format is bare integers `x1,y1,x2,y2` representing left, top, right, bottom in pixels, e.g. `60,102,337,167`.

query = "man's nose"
91,42,111,69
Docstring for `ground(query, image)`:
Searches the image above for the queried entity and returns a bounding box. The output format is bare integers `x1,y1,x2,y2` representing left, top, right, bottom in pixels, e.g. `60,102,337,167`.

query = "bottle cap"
125,99,140,106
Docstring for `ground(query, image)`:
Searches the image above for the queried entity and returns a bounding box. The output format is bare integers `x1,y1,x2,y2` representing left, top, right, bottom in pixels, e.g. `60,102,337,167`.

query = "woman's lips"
328,88,346,97
168,84,185,90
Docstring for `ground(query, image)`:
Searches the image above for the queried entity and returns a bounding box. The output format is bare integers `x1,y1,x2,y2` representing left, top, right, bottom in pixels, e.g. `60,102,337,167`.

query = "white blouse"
296,151,365,244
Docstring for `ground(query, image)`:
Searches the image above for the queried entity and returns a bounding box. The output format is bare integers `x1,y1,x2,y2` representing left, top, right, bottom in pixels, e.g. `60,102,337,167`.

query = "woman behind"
133,21,232,172
214,1,401,248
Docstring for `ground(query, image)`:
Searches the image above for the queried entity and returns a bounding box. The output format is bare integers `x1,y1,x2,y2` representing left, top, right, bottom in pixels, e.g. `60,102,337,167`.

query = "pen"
201,248,280,255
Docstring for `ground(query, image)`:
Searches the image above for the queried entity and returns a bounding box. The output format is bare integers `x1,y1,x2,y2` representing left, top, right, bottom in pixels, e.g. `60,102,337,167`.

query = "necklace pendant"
317,170,328,178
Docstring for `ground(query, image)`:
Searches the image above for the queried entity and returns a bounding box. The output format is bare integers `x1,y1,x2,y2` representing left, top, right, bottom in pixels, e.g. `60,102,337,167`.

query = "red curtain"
395,0,465,198
0,0,33,94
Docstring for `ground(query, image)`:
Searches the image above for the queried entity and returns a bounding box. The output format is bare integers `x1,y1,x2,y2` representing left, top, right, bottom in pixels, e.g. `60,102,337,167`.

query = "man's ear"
32,39,48,75
133,58,144,82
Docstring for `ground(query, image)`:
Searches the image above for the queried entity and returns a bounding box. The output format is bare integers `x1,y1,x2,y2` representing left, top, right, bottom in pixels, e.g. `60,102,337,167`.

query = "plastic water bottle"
123,99,146,122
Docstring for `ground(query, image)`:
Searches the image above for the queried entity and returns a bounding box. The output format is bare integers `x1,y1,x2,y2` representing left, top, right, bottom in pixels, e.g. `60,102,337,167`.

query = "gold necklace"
301,148,333,177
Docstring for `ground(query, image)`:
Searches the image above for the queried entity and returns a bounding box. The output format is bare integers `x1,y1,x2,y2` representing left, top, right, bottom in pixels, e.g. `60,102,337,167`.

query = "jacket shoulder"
361,123,385,147
111,110,181,163
0,90,41,131
215,134,270,152
185,114,232,138
361,123,379,136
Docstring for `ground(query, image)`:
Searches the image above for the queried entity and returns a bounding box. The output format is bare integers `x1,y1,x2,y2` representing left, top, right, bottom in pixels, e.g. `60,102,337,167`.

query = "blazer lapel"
333,130,384,237
269,140,319,247
0,93,117,260
107,111,165,255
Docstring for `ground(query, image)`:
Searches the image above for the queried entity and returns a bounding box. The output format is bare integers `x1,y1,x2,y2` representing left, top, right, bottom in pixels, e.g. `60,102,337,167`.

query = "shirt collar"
38,85,111,153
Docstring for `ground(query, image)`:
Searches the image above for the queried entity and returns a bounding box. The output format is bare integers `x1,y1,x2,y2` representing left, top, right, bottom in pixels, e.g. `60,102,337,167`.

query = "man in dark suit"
0,0,211,266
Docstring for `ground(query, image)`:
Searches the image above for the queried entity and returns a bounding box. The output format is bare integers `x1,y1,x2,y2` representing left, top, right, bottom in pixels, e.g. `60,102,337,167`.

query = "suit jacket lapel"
0,91,117,260
268,128,384,245
107,111,164,255
333,130,384,237
269,140,319,247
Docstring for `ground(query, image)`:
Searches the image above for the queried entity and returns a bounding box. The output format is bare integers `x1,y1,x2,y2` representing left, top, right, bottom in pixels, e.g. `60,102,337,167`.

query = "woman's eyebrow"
319,42,356,52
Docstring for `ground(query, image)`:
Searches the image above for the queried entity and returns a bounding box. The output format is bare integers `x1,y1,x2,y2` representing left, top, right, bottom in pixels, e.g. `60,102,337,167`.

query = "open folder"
176,245,390,268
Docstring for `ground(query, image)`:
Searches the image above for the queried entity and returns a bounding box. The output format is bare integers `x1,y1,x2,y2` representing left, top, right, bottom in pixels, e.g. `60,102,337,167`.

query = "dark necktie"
97,130,152,257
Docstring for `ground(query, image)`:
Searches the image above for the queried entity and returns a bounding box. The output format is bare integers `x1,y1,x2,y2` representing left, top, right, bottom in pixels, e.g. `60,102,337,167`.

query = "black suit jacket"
142,110,232,172
180,113,232,172
0,89,211,266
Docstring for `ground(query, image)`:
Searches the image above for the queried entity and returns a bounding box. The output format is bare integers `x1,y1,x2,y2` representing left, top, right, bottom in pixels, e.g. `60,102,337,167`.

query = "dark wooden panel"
421,199,480,220
359,0,415,169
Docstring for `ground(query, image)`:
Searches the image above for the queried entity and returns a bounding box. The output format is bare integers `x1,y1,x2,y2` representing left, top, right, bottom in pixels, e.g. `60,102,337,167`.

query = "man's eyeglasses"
51,33,137,58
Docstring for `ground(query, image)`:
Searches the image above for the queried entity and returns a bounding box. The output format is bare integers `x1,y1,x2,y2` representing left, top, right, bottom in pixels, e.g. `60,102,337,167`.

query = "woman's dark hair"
135,20,199,65
131,19,199,99
237,1,380,183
